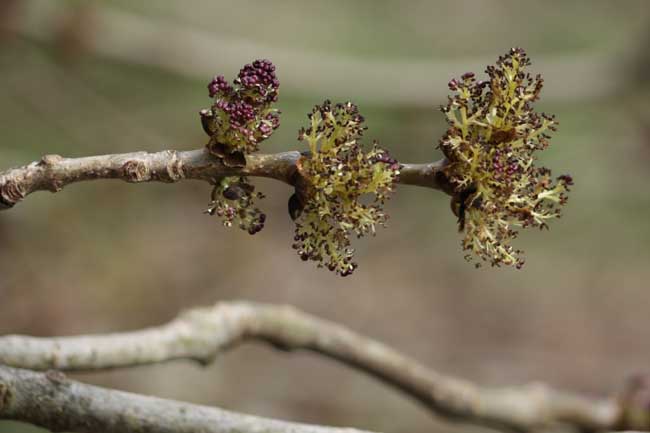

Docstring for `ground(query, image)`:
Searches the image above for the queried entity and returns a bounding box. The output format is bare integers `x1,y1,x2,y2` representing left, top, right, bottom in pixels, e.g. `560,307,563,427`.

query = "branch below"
0,301,628,432
0,148,449,210
0,365,375,433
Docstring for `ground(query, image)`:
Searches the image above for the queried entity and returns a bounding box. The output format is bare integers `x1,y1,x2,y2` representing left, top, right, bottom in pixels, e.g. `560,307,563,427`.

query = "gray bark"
0,148,448,210
0,301,624,432
0,365,373,433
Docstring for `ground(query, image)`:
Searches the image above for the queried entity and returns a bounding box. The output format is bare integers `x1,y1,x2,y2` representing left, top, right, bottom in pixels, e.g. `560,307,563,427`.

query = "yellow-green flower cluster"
291,101,400,276
439,48,573,268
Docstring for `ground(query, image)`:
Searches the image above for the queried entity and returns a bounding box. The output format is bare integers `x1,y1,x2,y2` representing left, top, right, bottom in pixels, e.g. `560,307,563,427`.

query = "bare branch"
0,364,375,433
0,148,447,210
0,301,626,432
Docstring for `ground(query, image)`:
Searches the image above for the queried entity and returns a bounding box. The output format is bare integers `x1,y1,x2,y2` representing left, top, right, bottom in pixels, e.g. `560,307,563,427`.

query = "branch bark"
0,364,375,433
0,148,448,210
0,301,628,432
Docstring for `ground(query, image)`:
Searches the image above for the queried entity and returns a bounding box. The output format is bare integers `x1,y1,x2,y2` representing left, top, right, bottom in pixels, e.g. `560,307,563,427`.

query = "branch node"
617,373,650,430
0,382,11,411
122,160,151,183
165,150,185,181
434,168,454,195
49,180,64,193
39,154,64,167
0,179,24,207
45,370,68,386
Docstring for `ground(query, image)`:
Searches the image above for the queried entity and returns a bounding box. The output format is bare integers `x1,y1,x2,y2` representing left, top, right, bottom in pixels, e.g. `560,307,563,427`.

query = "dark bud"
288,193,303,220
450,195,461,218
223,151,247,168
223,184,245,200
236,181,255,194
208,139,227,158
199,109,215,137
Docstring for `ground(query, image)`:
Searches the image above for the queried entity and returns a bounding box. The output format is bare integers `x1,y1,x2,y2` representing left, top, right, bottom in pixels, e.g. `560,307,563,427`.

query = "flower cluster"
200,60,279,234
205,177,266,235
439,48,572,268
200,59,280,166
291,101,400,276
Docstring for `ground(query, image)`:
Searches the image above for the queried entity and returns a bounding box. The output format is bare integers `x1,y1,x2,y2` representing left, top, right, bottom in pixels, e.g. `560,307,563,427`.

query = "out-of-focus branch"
0,148,448,210
10,1,626,106
0,365,375,433
0,301,631,432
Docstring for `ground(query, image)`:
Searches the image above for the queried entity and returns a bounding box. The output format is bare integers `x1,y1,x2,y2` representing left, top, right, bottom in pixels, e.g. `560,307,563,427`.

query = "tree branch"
0,364,375,433
0,301,628,432
0,148,448,210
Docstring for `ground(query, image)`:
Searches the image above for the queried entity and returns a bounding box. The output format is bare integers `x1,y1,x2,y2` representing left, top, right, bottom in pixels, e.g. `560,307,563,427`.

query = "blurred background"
1,1,650,432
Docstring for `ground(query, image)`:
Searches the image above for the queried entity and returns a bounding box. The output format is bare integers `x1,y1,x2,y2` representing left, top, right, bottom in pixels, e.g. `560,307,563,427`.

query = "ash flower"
207,75,231,98
201,59,281,166
439,47,572,268
237,59,280,104
201,60,280,234
291,100,400,276
205,177,266,235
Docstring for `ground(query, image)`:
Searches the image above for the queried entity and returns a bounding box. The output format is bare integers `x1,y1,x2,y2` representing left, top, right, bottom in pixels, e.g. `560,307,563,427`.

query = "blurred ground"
1,1,650,433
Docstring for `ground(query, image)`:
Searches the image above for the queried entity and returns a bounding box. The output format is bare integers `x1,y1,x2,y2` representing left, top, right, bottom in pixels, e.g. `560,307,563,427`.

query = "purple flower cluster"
225,100,256,136
201,59,281,163
490,147,521,181
208,75,231,98
236,59,279,103
201,60,280,235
